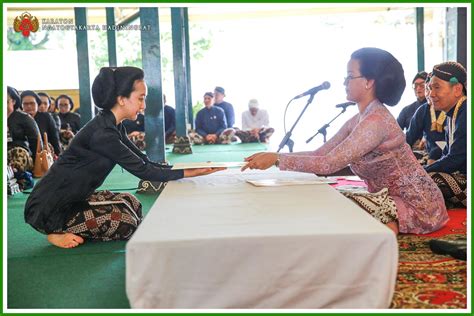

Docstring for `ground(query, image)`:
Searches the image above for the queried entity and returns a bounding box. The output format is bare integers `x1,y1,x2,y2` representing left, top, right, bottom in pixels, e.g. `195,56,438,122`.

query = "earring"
365,84,369,89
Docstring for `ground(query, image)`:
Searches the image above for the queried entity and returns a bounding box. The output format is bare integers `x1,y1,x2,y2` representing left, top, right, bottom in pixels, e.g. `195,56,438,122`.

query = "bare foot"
47,233,84,249
386,221,399,235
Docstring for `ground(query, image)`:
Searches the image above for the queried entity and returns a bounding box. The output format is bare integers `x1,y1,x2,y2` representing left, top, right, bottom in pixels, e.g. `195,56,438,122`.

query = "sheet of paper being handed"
183,167,227,178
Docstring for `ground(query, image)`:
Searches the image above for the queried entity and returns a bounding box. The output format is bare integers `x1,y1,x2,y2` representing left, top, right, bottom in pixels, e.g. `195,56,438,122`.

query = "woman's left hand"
241,152,278,171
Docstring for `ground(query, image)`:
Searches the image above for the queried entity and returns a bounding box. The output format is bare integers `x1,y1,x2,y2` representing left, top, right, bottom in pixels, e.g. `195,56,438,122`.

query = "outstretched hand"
241,152,278,171
183,167,226,178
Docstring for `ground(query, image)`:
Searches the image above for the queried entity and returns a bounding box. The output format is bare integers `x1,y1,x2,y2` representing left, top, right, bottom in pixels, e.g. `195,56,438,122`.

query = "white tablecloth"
126,169,398,309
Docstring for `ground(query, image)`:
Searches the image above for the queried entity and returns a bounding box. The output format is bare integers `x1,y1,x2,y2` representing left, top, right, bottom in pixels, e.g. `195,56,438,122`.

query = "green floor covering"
7,143,267,309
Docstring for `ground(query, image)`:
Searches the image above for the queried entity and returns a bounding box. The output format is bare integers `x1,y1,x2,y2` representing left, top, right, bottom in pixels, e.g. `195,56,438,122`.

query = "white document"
328,176,362,182
172,161,246,169
246,178,336,187
335,185,368,193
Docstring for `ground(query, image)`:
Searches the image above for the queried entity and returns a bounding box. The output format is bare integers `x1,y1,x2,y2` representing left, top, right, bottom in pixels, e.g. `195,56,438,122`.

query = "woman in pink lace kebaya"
242,47,448,235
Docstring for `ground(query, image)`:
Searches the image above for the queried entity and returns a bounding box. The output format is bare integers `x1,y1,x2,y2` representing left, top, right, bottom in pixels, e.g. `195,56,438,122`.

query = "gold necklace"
430,104,446,132
448,96,467,146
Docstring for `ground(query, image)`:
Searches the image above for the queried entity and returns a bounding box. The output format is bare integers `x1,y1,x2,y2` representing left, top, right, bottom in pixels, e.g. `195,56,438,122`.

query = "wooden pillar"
140,7,166,162
74,8,93,126
106,7,117,67
415,8,425,72
184,8,194,129
171,7,192,154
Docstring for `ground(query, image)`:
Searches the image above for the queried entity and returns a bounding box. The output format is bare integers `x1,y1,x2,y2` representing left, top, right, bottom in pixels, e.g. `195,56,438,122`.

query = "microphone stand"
278,93,316,153
306,106,347,144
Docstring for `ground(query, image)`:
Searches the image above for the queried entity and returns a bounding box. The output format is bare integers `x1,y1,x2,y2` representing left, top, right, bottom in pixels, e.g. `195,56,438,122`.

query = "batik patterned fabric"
279,99,448,234
59,129,74,151
189,128,236,145
338,187,398,224
128,132,146,151
165,131,176,145
412,149,429,166
234,130,259,143
188,131,203,145
62,190,142,241
235,127,275,143
429,172,467,208
7,146,33,172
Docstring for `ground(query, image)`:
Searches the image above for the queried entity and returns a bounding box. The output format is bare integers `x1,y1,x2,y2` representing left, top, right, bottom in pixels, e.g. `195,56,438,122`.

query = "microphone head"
322,81,331,90
292,81,331,100
335,101,356,108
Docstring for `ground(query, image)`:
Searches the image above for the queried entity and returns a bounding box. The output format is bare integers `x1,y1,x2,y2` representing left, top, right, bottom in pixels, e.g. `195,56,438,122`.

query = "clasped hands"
241,152,278,171
205,134,218,144
60,129,75,139
250,128,261,138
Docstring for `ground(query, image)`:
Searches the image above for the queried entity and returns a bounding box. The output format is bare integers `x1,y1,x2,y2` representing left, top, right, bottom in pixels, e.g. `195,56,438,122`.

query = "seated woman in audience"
21,90,62,157
242,47,448,235
424,62,467,209
56,94,81,149
24,66,224,249
49,96,57,113
38,92,61,130
7,86,40,174
406,72,446,165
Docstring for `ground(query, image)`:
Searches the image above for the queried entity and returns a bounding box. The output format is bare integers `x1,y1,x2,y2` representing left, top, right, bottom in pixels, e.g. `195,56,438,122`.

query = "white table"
126,169,398,309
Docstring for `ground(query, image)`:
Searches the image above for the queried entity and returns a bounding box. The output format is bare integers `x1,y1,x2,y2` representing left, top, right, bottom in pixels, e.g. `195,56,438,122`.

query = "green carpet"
165,142,267,163
7,143,267,309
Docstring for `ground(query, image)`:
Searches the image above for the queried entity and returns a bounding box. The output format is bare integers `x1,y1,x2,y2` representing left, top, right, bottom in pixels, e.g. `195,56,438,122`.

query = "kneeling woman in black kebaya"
25,67,224,249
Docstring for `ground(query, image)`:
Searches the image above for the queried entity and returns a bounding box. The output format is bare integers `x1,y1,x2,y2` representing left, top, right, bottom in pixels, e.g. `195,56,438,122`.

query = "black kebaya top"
25,110,184,233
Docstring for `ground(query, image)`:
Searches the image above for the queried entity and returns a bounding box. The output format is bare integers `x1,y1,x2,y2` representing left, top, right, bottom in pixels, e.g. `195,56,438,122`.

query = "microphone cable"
283,98,293,134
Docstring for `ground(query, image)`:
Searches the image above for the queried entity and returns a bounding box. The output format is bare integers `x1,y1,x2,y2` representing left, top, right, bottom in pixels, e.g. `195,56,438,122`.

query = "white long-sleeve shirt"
241,109,269,130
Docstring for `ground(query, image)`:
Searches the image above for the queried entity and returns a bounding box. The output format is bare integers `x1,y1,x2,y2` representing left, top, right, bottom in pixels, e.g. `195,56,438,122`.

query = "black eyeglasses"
344,75,364,83
412,82,425,89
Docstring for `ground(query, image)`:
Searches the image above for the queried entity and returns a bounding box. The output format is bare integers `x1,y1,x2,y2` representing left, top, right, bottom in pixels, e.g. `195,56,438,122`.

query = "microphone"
292,81,331,100
305,101,354,144
335,101,356,109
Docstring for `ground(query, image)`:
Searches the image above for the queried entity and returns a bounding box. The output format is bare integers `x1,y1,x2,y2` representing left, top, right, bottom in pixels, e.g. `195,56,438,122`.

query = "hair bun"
376,58,406,106
7,86,22,110
351,47,406,107
92,67,117,110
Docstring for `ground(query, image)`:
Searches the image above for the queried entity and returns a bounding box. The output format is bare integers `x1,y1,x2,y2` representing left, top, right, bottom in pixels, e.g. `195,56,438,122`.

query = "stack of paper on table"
246,177,336,187
172,161,246,170
327,175,362,182
335,185,368,193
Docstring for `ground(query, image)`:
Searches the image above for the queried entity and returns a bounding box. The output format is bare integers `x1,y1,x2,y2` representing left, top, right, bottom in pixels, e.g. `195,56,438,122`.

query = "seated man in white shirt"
235,99,274,143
